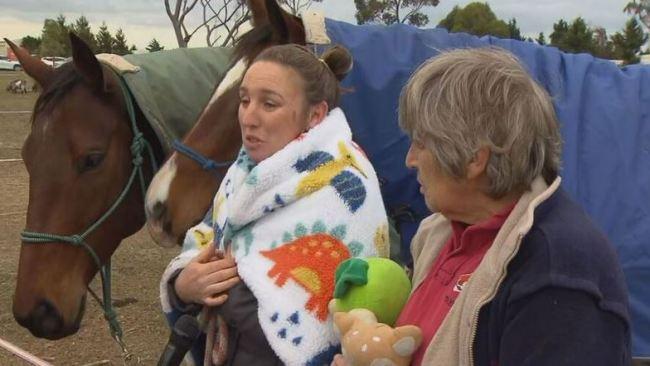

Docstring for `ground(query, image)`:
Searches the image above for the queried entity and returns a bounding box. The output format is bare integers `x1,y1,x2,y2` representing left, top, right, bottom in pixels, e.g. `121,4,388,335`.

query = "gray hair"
399,47,562,198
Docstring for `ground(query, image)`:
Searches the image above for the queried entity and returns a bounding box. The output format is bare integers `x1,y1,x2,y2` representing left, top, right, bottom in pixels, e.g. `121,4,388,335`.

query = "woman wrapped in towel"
160,44,390,366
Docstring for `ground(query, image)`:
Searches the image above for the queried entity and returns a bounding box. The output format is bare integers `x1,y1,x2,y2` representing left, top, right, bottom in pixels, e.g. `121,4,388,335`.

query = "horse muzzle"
146,201,181,248
14,296,84,340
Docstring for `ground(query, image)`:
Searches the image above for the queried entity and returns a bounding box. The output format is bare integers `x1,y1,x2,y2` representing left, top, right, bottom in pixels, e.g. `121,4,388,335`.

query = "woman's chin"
244,147,265,164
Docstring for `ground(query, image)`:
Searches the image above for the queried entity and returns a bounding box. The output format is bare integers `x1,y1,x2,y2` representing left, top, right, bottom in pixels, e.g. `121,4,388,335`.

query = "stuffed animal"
333,308,422,366
329,257,411,326
329,258,421,366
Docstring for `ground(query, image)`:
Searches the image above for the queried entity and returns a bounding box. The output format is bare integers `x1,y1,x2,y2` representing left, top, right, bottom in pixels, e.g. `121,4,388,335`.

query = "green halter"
20,72,158,352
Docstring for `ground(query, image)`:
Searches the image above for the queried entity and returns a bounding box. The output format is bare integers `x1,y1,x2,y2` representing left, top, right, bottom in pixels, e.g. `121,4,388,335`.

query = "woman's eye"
264,101,277,109
412,140,425,150
78,153,105,173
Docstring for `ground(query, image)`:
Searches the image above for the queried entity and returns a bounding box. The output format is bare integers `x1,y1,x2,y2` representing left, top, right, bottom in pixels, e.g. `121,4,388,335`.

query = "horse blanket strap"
162,108,390,365
172,140,233,172
20,72,157,351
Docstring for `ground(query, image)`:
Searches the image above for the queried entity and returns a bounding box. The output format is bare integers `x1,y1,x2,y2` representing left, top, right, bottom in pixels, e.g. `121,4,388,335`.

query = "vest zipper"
468,233,525,366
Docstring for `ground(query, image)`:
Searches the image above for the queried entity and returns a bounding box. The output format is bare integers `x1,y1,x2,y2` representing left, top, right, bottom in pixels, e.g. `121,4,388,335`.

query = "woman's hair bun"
321,45,353,82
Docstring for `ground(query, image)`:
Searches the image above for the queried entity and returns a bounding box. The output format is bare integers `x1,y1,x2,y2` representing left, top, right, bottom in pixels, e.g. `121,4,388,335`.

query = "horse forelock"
32,62,124,124
32,64,83,120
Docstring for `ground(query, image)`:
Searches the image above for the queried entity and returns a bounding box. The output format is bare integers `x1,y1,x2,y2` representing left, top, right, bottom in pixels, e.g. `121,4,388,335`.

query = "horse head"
145,0,307,246
9,34,162,339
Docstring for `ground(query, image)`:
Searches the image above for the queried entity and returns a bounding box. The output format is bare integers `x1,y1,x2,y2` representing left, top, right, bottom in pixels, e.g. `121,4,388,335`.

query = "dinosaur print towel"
160,108,389,365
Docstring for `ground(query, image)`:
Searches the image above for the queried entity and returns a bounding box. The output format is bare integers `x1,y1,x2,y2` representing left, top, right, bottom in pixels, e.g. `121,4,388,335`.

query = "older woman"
335,47,630,366
161,44,389,366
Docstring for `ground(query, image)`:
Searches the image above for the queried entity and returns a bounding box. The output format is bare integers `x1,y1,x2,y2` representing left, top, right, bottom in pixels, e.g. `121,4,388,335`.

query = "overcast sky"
0,0,634,51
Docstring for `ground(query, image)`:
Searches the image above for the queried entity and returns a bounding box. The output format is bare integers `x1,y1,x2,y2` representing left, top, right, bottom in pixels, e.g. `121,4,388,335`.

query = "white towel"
161,108,389,365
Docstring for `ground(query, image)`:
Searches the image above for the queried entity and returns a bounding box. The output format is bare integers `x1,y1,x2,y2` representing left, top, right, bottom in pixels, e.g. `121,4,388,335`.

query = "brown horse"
10,0,305,341
145,0,307,246
8,34,166,340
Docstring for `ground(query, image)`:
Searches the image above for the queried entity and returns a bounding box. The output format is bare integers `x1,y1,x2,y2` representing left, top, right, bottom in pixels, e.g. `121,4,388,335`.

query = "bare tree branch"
165,0,251,48
202,0,250,47
278,0,323,16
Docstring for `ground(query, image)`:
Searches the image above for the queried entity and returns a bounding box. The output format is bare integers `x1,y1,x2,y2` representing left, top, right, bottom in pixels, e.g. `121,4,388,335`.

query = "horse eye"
78,153,105,173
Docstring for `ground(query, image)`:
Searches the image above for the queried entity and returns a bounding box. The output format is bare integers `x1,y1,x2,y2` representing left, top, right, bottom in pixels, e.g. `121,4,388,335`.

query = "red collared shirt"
396,204,515,366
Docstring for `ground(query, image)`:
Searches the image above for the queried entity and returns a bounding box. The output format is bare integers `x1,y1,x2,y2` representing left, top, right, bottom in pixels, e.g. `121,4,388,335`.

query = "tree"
507,18,522,41
72,16,97,52
146,38,165,52
550,17,594,54
279,0,323,15
591,27,615,59
165,0,199,47
624,0,650,29
354,0,440,27
96,22,114,54
21,36,42,55
39,15,71,57
438,3,509,38
549,19,568,47
612,17,648,64
112,28,132,55
202,0,251,46
536,32,546,45
564,18,594,53
165,0,250,48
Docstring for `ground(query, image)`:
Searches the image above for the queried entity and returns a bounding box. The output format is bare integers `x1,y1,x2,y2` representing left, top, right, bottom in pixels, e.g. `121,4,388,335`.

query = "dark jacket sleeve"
498,286,631,366
166,268,202,315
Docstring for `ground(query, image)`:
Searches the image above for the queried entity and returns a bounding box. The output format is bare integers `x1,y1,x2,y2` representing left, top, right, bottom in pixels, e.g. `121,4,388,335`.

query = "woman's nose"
405,144,417,169
239,104,258,127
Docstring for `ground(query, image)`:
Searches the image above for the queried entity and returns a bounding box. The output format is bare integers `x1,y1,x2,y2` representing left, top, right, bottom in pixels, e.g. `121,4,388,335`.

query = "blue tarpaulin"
325,19,650,357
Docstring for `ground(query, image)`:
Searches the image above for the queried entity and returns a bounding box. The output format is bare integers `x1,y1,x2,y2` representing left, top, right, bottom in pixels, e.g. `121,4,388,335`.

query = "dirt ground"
0,71,180,365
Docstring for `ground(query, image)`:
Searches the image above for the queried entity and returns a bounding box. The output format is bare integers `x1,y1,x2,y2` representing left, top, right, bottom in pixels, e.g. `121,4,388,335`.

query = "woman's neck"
449,189,522,226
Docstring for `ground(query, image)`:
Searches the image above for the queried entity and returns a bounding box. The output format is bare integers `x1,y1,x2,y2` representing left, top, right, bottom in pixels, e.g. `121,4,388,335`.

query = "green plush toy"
328,257,411,326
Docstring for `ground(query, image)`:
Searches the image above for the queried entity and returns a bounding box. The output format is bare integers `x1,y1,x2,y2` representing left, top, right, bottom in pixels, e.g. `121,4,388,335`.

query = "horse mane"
233,23,275,63
32,63,83,120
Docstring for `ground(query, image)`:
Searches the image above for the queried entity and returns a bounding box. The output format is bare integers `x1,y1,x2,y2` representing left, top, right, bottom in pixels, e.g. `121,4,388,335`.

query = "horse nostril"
163,219,173,236
150,201,167,221
30,300,64,338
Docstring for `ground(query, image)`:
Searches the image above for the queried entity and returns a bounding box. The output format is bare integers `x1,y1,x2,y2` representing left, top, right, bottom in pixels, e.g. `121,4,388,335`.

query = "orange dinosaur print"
261,233,351,321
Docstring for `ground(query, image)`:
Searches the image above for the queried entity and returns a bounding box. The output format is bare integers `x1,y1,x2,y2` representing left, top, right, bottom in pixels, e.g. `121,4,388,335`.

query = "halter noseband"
172,140,233,173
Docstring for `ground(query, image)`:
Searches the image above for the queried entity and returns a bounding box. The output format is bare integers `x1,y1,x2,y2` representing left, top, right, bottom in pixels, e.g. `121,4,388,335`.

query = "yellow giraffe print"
295,141,367,198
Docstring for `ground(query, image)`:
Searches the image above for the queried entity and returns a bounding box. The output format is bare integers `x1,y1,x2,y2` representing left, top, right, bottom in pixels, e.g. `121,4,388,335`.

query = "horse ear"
263,0,290,41
248,0,270,27
4,38,54,87
70,32,106,92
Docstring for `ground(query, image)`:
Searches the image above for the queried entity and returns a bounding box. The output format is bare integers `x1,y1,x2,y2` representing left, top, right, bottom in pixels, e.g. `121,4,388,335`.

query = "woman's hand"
175,244,240,307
